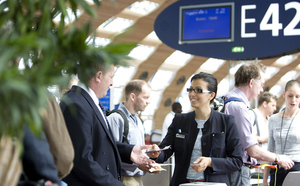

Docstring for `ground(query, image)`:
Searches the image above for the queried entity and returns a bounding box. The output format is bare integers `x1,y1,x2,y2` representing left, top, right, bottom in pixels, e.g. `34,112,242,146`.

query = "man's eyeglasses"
254,79,265,88
187,88,212,94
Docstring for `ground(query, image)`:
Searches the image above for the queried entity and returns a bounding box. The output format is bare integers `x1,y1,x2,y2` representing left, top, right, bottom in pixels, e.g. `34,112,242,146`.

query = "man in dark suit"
60,63,154,186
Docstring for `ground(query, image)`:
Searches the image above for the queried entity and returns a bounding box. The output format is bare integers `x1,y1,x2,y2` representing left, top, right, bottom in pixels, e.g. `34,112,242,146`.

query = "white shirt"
252,108,269,150
76,82,108,128
161,111,176,141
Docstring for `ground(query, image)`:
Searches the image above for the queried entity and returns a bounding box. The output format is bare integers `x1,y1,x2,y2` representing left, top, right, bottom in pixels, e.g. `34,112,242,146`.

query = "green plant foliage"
0,0,137,138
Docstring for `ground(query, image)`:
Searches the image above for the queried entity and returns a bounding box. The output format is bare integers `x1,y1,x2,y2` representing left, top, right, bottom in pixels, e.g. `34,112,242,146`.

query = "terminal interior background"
39,0,300,137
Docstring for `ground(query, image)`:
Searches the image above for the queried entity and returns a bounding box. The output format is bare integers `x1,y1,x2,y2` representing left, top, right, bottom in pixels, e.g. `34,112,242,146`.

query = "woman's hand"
146,144,161,159
190,157,212,172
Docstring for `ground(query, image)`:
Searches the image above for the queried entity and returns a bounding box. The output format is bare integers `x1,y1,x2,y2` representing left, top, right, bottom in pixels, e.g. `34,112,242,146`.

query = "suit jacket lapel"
77,87,117,145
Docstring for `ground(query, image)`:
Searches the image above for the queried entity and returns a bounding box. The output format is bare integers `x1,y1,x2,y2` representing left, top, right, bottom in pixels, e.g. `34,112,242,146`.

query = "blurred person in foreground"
60,62,156,186
148,72,243,186
263,80,300,186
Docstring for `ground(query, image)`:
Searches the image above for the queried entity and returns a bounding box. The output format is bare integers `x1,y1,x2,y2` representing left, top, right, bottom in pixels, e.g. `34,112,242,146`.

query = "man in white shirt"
252,91,277,150
161,102,182,141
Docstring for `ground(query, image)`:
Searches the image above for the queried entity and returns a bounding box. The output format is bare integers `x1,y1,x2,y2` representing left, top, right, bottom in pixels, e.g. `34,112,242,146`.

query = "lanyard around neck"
280,109,299,154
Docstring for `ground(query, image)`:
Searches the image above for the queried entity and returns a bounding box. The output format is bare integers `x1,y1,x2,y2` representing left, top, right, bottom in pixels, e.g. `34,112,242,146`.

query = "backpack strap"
109,110,129,144
223,97,245,104
220,96,244,113
250,109,260,136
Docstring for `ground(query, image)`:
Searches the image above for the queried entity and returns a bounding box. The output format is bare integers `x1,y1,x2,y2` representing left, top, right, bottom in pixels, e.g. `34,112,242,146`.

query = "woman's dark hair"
285,80,300,91
191,72,218,103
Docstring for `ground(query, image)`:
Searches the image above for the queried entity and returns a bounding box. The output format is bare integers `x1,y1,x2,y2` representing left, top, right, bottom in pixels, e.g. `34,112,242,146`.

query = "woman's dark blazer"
157,108,243,186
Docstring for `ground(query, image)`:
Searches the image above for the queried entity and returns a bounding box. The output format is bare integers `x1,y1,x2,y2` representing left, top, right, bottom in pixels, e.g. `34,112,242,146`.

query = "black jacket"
157,109,243,186
60,86,133,186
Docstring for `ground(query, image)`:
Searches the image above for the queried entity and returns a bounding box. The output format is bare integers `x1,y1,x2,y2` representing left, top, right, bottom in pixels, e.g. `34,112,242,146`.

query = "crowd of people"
18,61,300,186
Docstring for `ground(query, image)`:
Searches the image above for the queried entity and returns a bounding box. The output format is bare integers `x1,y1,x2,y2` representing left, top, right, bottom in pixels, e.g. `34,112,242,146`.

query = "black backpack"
106,109,129,144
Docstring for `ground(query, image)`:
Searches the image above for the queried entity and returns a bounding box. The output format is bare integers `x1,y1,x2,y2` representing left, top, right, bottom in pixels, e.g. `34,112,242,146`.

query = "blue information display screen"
99,88,111,111
179,3,234,44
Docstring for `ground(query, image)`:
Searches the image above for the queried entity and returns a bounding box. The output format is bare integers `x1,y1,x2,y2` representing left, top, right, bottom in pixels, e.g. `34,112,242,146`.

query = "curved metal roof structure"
71,0,300,131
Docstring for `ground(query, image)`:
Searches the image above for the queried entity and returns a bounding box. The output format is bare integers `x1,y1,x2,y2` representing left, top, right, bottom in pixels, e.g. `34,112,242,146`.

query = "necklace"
280,109,299,154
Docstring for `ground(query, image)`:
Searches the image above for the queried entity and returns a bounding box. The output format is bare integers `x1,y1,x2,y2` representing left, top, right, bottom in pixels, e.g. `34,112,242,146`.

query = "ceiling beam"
153,56,209,129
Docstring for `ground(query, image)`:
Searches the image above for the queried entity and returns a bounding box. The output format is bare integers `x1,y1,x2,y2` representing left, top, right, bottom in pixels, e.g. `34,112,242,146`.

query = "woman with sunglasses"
147,72,243,186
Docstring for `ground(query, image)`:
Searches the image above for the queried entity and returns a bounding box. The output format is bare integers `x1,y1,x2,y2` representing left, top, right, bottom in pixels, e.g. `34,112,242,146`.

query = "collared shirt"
76,83,109,128
186,119,205,180
224,87,258,165
107,102,145,176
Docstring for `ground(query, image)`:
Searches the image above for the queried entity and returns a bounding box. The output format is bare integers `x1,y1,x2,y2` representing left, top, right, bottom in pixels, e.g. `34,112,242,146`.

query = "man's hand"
138,163,161,172
138,164,151,172
190,157,212,172
145,144,161,159
130,145,155,165
277,154,294,170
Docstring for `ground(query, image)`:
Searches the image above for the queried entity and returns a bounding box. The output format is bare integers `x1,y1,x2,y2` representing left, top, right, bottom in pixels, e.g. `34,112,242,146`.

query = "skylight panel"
98,17,134,32
269,84,283,98
146,31,160,40
113,66,136,88
264,66,279,80
217,78,231,96
200,58,225,72
86,37,111,47
280,71,299,81
127,0,159,15
128,44,155,60
53,8,83,24
164,50,192,66
274,55,295,66
148,70,174,91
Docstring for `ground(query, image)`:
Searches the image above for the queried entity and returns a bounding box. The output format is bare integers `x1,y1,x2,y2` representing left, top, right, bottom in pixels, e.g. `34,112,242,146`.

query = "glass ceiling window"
164,50,192,67
128,44,156,60
177,75,194,113
199,58,225,74
127,0,159,15
86,37,111,47
148,70,174,91
146,31,160,40
229,62,243,74
269,84,283,98
98,17,134,32
217,78,231,96
280,71,299,81
264,66,279,81
53,8,83,24
274,55,295,66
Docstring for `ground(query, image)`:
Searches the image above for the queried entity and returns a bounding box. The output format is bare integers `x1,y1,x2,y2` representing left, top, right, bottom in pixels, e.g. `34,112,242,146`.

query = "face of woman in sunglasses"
188,79,214,109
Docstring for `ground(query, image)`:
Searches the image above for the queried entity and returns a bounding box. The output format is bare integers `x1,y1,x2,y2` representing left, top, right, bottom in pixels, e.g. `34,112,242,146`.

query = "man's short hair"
172,102,182,112
258,91,277,107
125,80,150,101
235,62,266,87
77,57,110,82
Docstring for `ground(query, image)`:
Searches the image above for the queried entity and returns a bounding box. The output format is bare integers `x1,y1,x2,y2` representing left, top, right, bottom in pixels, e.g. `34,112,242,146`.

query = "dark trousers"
270,162,300,186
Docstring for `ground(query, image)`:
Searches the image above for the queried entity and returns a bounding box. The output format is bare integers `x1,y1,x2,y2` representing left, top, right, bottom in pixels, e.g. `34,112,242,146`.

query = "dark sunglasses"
187,88,212,94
